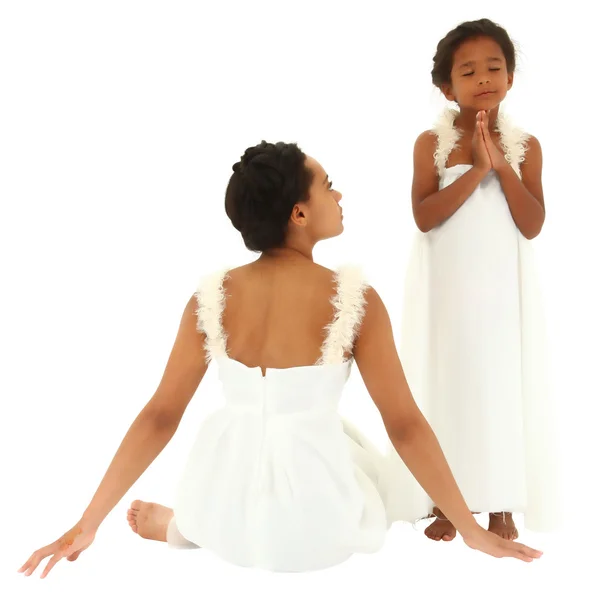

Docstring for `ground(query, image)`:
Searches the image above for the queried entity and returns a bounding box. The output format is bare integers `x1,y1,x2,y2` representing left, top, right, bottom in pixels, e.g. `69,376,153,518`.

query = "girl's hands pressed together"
481,110,510,173
472,110,492,173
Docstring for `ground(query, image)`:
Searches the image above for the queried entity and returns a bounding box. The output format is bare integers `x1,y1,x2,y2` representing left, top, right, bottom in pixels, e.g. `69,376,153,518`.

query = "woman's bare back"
220,259,344,372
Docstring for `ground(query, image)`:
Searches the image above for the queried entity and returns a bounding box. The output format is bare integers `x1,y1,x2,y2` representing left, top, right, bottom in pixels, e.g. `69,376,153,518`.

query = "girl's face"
289,156,343,243
442,36,513,111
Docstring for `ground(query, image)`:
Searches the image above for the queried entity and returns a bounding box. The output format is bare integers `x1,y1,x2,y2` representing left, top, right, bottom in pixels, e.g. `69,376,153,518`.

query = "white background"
1,1,597,598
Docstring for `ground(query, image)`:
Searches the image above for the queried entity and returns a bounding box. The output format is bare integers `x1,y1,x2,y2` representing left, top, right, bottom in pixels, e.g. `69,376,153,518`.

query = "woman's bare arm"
353,287,544,562
80,295,208,529
353,286,479,537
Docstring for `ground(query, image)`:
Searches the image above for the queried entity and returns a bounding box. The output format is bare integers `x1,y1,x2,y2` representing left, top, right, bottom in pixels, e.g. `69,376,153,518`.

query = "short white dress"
167,266,393,571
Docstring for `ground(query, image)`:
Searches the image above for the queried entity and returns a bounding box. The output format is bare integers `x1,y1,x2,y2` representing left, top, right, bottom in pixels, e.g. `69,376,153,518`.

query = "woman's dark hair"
225,141,313,253
431,18,516,87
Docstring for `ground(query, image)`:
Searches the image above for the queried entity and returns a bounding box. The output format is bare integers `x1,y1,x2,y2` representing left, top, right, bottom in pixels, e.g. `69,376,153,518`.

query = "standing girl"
385,18,560,541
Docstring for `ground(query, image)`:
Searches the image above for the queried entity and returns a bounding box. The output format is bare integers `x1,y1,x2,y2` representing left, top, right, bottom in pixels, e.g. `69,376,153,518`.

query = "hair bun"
224,141,312,253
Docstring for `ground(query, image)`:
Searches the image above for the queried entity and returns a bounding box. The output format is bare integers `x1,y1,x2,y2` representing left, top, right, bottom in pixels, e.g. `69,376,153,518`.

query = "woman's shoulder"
216,260,368,280
223,261,337,285
193,261,373,299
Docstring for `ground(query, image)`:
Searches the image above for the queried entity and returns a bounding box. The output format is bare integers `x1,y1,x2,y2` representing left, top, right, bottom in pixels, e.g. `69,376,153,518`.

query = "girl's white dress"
383,109,560,532
166,266,392,571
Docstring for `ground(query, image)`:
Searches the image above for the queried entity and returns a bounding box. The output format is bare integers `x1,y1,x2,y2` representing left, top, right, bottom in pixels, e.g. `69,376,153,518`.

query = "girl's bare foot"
127,500,174,542
424,507,456,542
488,512,519,540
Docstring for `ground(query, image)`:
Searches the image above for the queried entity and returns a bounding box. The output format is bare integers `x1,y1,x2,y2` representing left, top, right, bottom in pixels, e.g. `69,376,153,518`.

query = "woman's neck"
259,245,314,264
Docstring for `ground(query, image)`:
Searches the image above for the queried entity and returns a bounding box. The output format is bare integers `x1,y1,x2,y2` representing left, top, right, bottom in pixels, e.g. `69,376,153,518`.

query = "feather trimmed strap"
318,265,369,365
432,107,462,178
495,112,530,176
194,267,230,364
432,107,530,178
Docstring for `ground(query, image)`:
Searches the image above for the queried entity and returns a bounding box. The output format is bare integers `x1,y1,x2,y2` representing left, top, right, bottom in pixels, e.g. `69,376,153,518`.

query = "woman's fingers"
19,522,95,578
516,551,533,562
18,555,33,573
67,549,83,562
19,543,68,578
503,539,542,562
468,529,543,562
40,551,65,579
19,547,50,576
515,541,543,559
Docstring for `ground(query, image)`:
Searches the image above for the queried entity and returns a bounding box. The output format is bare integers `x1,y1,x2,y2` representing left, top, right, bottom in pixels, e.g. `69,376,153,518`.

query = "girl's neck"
453,105,500,133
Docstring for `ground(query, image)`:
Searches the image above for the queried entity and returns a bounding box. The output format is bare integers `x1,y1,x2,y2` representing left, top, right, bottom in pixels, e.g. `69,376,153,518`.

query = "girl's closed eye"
463,68,501,77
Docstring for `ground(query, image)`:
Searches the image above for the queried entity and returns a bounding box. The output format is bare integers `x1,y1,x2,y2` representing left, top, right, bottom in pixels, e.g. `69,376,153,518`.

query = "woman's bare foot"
127,500,174,542
424,507,457,542
488,512,519,540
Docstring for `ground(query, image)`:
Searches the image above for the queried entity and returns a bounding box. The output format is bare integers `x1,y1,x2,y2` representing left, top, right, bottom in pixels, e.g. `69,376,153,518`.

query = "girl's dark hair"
431,18,516,87
225,141,313,253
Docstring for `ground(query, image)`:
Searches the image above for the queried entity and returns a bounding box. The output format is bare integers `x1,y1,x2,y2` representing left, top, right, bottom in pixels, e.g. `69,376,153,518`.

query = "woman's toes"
127,512,138,532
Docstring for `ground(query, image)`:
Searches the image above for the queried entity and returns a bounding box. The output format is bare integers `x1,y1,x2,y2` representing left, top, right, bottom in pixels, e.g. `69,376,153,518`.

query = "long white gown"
166,266,392,572
383,109,560,532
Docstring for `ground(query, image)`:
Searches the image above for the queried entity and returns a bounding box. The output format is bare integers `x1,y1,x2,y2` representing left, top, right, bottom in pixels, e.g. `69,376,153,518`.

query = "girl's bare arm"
495,135,545,239
411,131,488,232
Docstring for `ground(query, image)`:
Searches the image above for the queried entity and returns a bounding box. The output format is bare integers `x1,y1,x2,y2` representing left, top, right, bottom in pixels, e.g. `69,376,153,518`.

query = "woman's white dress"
167,266,392,571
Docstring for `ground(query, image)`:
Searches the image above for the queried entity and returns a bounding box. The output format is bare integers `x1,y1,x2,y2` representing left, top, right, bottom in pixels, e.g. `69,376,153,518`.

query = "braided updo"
225,141,313,252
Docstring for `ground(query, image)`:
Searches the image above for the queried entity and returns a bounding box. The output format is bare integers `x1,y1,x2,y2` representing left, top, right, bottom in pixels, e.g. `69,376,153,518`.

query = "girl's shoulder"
414,129,438,147
413,130,438,163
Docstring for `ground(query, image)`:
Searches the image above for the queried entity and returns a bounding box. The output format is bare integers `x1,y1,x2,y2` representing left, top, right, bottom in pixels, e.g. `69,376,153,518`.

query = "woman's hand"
18,520,97,579
462,525,543,562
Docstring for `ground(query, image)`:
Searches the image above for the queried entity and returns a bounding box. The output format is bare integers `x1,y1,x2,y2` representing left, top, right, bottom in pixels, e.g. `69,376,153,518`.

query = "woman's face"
290,155,343,243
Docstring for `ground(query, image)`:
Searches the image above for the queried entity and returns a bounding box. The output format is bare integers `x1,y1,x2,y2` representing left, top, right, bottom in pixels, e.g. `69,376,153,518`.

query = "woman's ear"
289,204,307,227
